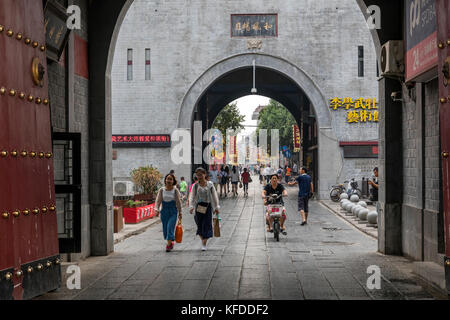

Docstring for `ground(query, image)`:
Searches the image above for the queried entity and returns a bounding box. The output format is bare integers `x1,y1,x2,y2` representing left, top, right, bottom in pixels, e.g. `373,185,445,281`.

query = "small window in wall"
127,49,133,81
358,46,364,77
145,49,151,80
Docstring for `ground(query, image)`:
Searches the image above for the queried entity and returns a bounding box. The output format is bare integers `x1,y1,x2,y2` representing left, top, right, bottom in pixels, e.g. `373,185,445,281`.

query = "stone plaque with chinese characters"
231,14,277,37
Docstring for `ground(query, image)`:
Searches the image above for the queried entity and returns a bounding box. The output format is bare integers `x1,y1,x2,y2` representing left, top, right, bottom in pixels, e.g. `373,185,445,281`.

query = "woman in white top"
231,166,241,197
189,167,220,251
155,174,182,252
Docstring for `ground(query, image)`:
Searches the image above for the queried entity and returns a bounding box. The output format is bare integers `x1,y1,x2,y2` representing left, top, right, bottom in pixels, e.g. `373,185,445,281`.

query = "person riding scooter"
262,174,288,235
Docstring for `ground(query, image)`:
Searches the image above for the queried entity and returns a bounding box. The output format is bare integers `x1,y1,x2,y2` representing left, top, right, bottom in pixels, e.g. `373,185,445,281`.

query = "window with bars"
145,49,151,80
127,49,133,81
358,46,364,77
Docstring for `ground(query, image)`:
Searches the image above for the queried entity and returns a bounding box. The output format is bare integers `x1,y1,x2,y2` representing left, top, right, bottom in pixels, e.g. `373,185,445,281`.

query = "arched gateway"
177,53,341,199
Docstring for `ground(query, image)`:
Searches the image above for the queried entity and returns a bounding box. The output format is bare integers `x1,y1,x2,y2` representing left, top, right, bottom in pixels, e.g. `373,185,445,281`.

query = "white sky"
231,95,270,137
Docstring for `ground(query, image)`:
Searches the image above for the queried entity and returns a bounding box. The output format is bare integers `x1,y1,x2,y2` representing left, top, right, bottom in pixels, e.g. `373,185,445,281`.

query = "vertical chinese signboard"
293,125,301,153
405,0,438,82
228,136,237,165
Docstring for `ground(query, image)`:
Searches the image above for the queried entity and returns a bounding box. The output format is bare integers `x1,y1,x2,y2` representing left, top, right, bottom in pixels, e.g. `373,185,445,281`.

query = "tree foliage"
256,99,297,154
212,102,246,143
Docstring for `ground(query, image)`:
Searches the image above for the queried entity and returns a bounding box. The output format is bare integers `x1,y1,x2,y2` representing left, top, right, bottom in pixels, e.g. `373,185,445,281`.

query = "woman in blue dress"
155,174,183,252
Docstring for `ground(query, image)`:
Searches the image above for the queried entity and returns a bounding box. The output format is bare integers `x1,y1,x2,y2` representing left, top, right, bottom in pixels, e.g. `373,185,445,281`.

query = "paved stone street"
37,180,439,300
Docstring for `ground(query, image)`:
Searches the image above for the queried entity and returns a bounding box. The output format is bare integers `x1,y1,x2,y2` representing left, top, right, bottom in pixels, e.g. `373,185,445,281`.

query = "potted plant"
123,199,156,224
131,165,162,203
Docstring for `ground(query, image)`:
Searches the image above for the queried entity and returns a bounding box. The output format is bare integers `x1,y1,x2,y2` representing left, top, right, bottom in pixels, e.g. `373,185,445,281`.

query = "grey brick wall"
402,92,418,208
48,62,66,132
49,0,91,259
424,79,440,213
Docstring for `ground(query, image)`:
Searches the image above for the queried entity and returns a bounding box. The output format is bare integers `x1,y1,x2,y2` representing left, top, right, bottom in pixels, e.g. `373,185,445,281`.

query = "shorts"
232,181,238,185
298,196,309,212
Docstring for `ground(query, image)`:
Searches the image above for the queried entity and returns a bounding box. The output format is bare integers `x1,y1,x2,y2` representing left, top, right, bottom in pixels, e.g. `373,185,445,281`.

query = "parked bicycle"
329,178,362,202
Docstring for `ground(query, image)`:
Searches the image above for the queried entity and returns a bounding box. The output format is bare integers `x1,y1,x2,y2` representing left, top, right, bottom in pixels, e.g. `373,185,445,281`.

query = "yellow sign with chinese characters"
329,97,379,124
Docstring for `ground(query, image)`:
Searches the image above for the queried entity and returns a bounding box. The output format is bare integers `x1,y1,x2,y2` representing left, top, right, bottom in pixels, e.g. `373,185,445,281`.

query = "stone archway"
92,0,387,255
177,53,342,199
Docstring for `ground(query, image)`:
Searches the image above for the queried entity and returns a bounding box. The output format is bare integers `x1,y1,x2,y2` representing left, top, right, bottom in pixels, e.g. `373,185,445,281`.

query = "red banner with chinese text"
293,125,301,152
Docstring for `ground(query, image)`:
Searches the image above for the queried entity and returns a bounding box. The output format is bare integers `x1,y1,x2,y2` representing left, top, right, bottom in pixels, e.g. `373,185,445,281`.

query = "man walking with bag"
289,167,314,226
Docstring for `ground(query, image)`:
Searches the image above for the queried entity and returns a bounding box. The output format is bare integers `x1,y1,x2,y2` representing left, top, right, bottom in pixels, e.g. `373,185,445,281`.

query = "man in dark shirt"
369,167,379,201
289,167,314,226
262,174,288,234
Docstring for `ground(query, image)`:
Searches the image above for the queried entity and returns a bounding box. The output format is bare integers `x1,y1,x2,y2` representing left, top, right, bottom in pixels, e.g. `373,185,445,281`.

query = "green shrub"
131,165,162,195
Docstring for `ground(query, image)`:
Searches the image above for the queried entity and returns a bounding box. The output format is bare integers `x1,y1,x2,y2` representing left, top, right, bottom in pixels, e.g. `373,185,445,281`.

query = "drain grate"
321,241,354,246
322,227,341,231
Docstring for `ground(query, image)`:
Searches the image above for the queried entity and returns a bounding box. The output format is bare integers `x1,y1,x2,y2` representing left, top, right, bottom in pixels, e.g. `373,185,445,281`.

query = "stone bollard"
357,201,367,208
367,210,378,227
358,208,369,224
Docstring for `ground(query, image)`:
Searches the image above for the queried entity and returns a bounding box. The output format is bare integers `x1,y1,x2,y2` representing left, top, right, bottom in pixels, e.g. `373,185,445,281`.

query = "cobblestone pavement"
37,180,439,300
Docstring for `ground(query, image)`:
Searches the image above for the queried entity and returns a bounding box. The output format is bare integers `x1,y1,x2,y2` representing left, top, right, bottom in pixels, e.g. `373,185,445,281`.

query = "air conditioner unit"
113,181,134,197
380,40,405,77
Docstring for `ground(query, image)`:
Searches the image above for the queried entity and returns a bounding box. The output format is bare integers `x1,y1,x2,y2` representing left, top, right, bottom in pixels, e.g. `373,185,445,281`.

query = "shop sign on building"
112,135,171,148
293,125,301,152
405,0,438,82
329,97,379,124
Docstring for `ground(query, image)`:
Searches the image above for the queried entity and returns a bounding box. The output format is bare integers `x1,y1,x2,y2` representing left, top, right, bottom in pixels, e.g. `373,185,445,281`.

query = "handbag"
239,182,243,189
175,219,183,243
213,216,221,237
196,204,208,214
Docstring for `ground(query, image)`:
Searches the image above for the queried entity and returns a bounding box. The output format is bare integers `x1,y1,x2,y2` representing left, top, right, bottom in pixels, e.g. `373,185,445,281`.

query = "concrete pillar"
378,77,403,255
88,0,129,256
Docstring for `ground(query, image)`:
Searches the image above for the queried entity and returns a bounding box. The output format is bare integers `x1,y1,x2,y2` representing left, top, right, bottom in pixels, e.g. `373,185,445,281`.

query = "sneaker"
166,245,172,252
201,245,207,251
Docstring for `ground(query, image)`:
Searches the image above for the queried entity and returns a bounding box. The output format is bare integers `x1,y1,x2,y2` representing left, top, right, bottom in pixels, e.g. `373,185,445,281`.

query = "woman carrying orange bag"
155,173,183,252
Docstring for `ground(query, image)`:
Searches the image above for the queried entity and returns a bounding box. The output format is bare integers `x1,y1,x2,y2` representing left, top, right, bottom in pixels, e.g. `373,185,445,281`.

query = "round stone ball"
346,203,355,213
358,209,369,221
352,205,362,215
357,201,367,208
340,193,349,200
355,207,365,217
368,211,378,224
344,202,351,211
340,200,348,209
350,194,360,202
345,203,352,212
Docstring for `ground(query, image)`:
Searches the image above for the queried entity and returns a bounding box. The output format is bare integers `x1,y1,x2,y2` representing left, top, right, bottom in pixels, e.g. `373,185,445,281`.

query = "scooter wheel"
273,222,280,241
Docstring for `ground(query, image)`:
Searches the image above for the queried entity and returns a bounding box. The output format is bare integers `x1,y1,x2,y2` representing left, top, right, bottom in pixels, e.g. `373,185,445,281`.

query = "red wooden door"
436,0,450,292
0,0,60,300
